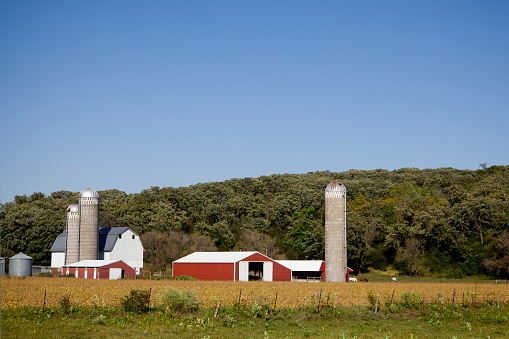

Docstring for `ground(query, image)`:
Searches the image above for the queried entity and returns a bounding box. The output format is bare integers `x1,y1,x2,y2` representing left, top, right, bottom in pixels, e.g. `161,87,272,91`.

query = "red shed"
62,260,136,279
172,251,292,281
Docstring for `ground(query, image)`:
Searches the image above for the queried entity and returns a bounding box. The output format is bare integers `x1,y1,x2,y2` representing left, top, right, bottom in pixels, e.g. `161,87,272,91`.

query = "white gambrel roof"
174,251,263,263
63,260,123,268
275,260,324,272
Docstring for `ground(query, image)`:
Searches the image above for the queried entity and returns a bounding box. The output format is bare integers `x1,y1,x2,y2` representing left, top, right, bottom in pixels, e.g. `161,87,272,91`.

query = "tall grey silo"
65,204,80,264
78,188,100,261
325,182,347,282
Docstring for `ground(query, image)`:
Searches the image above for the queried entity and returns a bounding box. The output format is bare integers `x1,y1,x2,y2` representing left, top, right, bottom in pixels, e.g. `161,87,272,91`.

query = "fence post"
317,289,322,313
326,292,330,313
42,288,47,312
452,289,455,305
214,298,221,319
274,292,278,312
375,292,380,314
237,289,242,309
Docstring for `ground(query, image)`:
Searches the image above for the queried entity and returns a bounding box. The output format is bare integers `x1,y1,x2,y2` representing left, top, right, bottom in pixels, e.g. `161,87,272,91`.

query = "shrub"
174,275,196,281
121,289,151,313
397,292,423,310
59,294,72,314
159,287,199,313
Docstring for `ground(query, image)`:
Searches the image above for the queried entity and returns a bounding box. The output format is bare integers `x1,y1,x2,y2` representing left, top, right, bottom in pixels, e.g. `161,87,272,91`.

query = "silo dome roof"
67,204,79,213
80,188,99,198
9,252,33,260
326,181,346,192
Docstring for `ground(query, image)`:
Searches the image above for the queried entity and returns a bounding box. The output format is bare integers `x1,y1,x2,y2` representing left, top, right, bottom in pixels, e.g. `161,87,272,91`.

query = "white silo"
325,181,347,282
79,188,100,261
65,204,80,264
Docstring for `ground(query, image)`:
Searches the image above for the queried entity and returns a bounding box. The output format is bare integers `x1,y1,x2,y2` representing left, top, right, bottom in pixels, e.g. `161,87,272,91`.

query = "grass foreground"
2,301,509,339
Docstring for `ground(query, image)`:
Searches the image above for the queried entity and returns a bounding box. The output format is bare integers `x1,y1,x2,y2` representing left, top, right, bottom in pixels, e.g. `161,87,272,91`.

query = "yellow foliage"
2,277,508,309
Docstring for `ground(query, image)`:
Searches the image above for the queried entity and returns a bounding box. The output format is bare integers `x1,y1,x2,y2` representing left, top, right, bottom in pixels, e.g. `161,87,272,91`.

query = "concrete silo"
325,181,347,282
79,188,100,261
65,204,80,264
9,253,33,277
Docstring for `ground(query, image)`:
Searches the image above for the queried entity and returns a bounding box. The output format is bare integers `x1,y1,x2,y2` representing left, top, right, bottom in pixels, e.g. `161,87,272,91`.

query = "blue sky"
1,1,508,204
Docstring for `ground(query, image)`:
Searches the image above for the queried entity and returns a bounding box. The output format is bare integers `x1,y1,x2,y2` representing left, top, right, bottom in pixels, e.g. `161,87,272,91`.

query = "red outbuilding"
172,251,292,281
62,260,136,279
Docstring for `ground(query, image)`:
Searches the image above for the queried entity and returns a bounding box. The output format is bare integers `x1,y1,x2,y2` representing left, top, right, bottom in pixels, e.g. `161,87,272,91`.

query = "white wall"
108,229,144,274
51,252,65,268
109,267,122,280
239,261,249,281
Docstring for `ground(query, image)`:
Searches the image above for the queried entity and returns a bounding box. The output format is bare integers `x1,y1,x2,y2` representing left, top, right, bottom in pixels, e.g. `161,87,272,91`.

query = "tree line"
1,166,508,278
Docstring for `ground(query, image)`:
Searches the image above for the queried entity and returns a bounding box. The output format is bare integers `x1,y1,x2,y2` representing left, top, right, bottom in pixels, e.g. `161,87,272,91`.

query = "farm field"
2,276,509,339
2,276,509,309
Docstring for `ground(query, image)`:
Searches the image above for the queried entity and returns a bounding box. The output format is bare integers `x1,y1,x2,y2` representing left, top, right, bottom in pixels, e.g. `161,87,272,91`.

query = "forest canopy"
1,166,508,278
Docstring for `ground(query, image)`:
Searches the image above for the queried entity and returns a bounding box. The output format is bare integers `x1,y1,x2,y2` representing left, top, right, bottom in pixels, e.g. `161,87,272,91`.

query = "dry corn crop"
2,277,508,309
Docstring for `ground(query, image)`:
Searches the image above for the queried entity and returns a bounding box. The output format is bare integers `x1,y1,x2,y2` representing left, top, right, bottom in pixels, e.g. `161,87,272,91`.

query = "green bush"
174,275,196,281
397,292,423,310
59,294,72,314
159,287,199,313
121,289,151,313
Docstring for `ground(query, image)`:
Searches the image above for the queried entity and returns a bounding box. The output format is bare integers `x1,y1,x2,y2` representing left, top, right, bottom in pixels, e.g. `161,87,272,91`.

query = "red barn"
172,251,292,281
62,260,136,279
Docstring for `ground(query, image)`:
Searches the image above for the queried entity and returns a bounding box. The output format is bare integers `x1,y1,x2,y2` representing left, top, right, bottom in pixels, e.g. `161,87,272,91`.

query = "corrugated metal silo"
9,253,33,277
65,204,80,264
325,181,347,282
79,188,100,261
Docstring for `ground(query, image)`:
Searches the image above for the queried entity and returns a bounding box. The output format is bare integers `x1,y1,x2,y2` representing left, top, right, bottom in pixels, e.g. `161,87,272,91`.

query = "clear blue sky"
1,1,508,204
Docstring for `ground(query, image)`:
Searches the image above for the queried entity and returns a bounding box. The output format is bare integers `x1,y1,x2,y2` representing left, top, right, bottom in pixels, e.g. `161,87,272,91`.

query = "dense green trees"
1,166,508,278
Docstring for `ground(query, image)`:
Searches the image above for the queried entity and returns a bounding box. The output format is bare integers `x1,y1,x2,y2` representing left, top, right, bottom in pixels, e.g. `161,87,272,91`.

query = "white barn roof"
174,251,264,263
276,260,324,271
63,260,123,268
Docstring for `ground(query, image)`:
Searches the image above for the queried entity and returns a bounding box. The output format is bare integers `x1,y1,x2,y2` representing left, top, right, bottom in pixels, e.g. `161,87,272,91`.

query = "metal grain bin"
0,257,5,276
9,253,33,277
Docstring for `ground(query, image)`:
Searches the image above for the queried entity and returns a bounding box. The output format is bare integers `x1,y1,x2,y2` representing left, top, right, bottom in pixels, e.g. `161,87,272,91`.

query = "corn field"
2,277,509,309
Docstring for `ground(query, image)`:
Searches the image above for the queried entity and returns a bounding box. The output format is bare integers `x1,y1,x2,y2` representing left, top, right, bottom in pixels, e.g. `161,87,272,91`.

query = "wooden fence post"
42,288,47,311
317,289,322,313
214,298,221,319
375,292,379,314
274,292,278,312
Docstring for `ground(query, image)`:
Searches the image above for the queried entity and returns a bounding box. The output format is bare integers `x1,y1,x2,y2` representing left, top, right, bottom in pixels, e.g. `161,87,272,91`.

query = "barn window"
132,235,135,240
119,234,122,239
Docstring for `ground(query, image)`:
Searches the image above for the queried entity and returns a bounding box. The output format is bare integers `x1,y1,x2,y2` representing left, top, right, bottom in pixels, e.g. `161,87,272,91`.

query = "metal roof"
63,260,122,268
173,251,262,263
80,188,99,198
9,252,33,260
275,260,324,272
50,227,134,252
67,204,79,213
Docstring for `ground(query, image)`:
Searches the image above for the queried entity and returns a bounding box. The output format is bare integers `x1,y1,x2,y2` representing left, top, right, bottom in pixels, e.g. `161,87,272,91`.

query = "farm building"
62,260,136,279
50,227,144,275
172,251,293,281
275,260,325,282
173,252,355,282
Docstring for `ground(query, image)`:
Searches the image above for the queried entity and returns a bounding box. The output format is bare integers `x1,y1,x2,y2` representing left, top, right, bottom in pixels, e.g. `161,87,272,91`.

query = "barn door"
263,262,273,281
239,261,249,281
109,268,122,280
